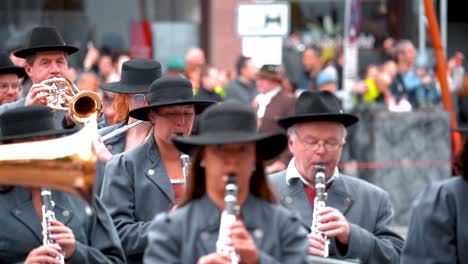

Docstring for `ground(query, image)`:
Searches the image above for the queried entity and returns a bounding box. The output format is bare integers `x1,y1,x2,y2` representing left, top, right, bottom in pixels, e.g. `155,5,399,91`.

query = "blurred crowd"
2,38,467,130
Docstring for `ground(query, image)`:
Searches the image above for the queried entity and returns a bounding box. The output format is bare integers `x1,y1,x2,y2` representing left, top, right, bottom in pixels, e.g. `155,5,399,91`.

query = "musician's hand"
48,220,76,259
307,232,326,256
93,136,113,164
25,244,62,264
197,253,231,264
229,220,259,264
318,207,350,244
25,84,49,106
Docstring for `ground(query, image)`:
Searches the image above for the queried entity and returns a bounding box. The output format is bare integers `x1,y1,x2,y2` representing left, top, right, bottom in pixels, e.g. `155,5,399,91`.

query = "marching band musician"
0,26,79,129
100,75,215,264
143,100,309,264
93,58,162,195
0,105,126,263
269,91,404,263
401,133,468,264
0,53,26,106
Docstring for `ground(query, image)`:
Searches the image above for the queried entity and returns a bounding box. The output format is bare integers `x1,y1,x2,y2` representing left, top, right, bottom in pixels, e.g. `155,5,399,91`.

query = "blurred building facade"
0,0,467,73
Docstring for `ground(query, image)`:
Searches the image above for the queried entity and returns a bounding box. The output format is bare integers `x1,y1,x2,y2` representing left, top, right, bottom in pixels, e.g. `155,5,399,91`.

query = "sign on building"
237,2,290,37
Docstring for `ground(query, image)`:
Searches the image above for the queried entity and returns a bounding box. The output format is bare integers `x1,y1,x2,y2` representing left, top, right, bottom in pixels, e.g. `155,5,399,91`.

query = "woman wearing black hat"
0,105,126,264
402,135,468,264
93,58,162,195
142,100,309,263
0,53,25,106
100,75,214,264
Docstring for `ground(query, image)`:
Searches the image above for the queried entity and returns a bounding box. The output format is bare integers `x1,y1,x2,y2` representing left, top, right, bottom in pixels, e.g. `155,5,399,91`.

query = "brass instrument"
216,174,240,264
40,188,65,264
0,121,97,205
102,120,145,143
41,77,103,124
311,164,330,257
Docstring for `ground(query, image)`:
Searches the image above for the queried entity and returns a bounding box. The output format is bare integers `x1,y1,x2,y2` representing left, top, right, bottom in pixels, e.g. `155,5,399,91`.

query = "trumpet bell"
0,122,97,204
41,77,103,125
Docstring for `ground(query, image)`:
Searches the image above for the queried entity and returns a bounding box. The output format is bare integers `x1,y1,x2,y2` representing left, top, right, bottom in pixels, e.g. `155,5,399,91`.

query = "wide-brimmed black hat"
100,58,162,94
13,26,78,58
0,53,26,77
129,75,215,121
278,90,358,129
172,100,287,160
0,105,79,142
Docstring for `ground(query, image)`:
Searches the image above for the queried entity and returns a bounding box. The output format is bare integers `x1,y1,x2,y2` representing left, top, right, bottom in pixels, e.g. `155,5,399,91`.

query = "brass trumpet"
41,77,103,124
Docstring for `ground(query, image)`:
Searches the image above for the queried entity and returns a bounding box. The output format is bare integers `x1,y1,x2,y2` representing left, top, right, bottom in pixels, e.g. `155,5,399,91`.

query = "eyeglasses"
131,93,149,104
0,82,21,91
295,132,344,151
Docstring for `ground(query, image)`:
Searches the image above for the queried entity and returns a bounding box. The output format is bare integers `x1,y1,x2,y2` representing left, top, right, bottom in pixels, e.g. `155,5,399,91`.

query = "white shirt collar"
256,86,282,118
285,158,339,186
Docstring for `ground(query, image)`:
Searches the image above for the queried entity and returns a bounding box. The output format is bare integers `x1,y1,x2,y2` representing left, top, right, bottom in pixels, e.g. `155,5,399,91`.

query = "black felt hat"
0,53,26,77
13,26,78,58
172,100,287,160
100,59,162,94
278,90,358,129
0,105,79,142
257,64,282,82
129,75,215,121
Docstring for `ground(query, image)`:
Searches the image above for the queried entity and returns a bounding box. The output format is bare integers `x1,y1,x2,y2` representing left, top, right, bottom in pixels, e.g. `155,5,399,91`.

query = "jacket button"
148,169,155,175
284,196,293,204
200,232,210,241
253,229,264,239
62,210,70,217
106,145,112,151
14,209,21,215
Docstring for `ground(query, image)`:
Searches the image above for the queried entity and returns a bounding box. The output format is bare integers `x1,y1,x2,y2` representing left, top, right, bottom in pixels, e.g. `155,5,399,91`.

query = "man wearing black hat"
269,91,404,263
0,53,25,106
0,105,126,263
0,26,80,128
100,75,214,264
93,58,162,195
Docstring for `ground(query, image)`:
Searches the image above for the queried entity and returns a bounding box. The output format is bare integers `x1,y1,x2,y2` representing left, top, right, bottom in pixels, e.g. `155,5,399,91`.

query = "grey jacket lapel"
11,200,43,243
144,137,176,204
279,178,313,228
326,175,354,216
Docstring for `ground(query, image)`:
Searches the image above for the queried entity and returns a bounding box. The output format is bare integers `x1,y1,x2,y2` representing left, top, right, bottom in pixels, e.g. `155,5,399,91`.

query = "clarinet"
311,165,330,257
40,188,65,264
180,153,190,186
216,174,240,264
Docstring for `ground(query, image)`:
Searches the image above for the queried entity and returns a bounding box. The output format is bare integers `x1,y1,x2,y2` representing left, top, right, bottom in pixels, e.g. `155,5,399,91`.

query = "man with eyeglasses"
269,91,404,264
0,53,24,106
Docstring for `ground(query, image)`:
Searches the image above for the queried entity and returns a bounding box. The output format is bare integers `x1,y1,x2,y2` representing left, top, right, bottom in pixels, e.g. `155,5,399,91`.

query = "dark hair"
236,55,251,76
454,138,468,180
178,145,277,207
303,45,322,57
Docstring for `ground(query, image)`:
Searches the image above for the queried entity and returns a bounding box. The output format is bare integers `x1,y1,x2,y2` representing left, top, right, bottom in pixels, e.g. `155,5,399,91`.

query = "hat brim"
172,132,287,161
129,100,216,121
278,113,359,129
0,66,26,78
100,82,149,94
0,126,80,142
13,45,78,58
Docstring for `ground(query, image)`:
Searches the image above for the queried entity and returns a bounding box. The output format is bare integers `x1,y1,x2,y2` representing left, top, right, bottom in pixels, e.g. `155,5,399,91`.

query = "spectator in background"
405,53,440,109
352,64,382,105
185,63,202,93
195,66,223,102
252,64,296,174
98,50,115,83
0,53,25,105
448,51,465,116
165,57,185,76
316,65,339,94
295,45,323,93
76,71,101,94
185,47,206,69
381,37,396,62
225,55,258,105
